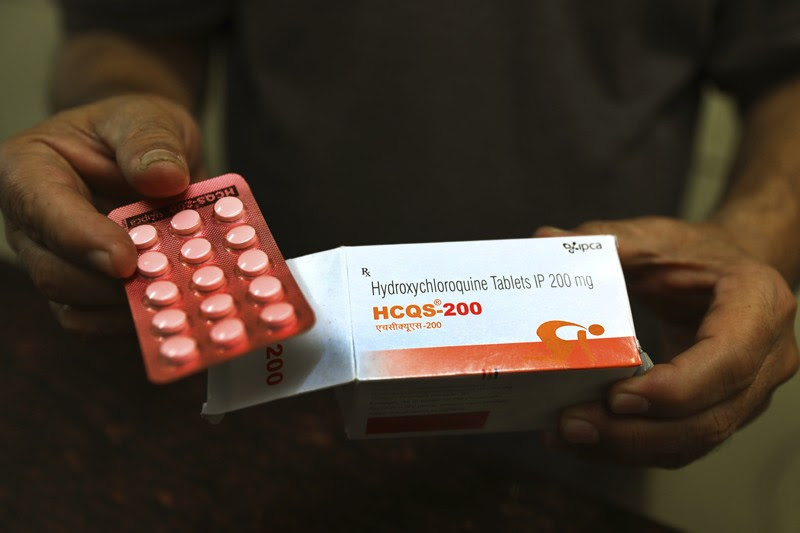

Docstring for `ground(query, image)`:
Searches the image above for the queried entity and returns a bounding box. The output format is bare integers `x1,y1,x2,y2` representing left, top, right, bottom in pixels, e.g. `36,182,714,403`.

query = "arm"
536,78,800,468
713,78,800,285
0,30,210,334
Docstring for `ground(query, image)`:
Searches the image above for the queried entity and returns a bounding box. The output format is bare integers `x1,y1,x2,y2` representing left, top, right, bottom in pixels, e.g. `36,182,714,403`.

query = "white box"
202,236,650,437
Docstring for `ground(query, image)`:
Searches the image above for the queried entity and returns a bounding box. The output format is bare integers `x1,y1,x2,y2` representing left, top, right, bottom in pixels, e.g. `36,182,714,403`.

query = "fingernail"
86,249,113,275
561,418,599,444
139,149,185,170
610,393,650,415
49,301,69,316
539,226,570,235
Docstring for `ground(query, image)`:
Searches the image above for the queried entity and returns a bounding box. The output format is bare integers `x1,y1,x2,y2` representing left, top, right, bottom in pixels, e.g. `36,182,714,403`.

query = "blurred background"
1,1,799,531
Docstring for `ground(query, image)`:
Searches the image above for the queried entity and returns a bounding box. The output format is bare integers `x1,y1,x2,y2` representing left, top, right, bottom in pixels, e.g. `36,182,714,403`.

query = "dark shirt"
61,1,800,257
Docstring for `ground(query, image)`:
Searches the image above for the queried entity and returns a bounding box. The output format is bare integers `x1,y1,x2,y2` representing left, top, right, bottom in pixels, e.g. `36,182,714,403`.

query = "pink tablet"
109,173,315,384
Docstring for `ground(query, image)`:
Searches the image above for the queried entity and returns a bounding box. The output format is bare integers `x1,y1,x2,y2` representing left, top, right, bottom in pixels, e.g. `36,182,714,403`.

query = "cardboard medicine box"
202,236,649,437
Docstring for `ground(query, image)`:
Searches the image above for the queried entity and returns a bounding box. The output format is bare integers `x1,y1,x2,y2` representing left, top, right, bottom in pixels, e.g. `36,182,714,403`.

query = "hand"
0,95,203,335
535,217,799,468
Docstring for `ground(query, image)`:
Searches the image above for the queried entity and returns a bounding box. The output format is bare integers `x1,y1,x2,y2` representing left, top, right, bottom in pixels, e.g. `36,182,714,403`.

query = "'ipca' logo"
563,241,602,254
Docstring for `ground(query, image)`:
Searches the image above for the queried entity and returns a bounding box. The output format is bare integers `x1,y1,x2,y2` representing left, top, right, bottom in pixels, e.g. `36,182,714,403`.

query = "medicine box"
202,236,648,437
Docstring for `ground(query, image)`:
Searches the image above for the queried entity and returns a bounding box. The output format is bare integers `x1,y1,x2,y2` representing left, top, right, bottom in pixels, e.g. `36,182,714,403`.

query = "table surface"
0,261,676,532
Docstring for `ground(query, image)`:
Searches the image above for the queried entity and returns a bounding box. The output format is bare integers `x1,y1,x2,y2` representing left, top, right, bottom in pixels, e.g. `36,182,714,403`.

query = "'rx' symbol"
362,268,371,277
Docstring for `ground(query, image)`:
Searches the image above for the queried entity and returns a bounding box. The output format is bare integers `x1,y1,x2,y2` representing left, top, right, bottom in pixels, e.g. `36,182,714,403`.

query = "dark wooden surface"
0,261,676,532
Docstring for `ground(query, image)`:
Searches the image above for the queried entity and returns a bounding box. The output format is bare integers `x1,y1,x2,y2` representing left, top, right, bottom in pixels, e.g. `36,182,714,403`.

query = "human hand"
0,95,203,335
535,217,799,468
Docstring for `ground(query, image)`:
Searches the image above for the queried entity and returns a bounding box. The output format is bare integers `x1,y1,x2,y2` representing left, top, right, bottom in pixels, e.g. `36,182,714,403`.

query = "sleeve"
708,0,800,108
56,0,232,34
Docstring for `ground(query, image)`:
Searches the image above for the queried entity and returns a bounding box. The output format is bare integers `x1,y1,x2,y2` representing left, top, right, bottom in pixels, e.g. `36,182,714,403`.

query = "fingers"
8,205,135,336
49,301,135,336
92,95,201,197
0,95,202,336
2,156,138,279
0,95,203,282
550,266,799,467
608,263,797,419
9,228,127,305
553,339,796,468
536,218,690,264
556,335,797,469
535,218,800,466
554,399,739,468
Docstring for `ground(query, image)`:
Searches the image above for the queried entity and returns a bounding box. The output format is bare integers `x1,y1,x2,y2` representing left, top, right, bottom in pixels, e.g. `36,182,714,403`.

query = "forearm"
50,31,210,114
711,77,800,285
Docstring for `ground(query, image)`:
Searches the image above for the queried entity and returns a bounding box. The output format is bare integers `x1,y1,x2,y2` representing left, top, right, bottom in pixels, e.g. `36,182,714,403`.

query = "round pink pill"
137,251,169,277
200,293,235,319
145,280,180,306
170,209,202,235
225,225,257,249
180,237,213,264
159,335,198,364
210,317,246,347
248,275,283,303
260,302,297,328
237,249,270,276
192,265,226,291
129,224,158,250
214,196,245,222
152,309,188,335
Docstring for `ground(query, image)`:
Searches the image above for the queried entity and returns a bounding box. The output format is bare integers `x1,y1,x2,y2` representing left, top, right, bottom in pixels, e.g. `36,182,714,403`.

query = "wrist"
709,186,800,285
708,77,800,286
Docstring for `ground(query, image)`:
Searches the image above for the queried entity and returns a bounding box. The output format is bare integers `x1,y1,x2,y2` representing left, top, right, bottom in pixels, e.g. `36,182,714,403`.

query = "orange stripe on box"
365,411,490,435
360,336,640,380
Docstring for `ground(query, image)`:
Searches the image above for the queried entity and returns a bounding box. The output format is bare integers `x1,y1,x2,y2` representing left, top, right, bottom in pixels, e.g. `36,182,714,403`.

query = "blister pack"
108,173,315,383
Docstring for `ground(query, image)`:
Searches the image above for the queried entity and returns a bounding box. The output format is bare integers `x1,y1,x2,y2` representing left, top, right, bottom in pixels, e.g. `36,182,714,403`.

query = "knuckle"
744,261,796,316
778,292,798,325
1,171,39,230
0,133,27,170
779,343,800,382
123,122,176,150
4,224,25,254
743,397,773,427
786,349,800,377
718,347,759,399
124,96,191,139
769,274,797,318
694,411,737,452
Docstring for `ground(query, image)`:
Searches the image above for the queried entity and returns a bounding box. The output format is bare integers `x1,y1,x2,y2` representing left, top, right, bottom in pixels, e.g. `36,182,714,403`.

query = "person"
1,0,798,470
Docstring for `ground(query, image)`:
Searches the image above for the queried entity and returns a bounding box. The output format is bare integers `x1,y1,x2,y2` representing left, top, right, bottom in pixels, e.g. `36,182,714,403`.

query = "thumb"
564,218,662,267
93,95,202,198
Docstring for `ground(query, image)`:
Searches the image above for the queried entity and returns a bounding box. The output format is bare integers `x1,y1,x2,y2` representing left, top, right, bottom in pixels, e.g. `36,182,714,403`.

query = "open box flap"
202,248,355,418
